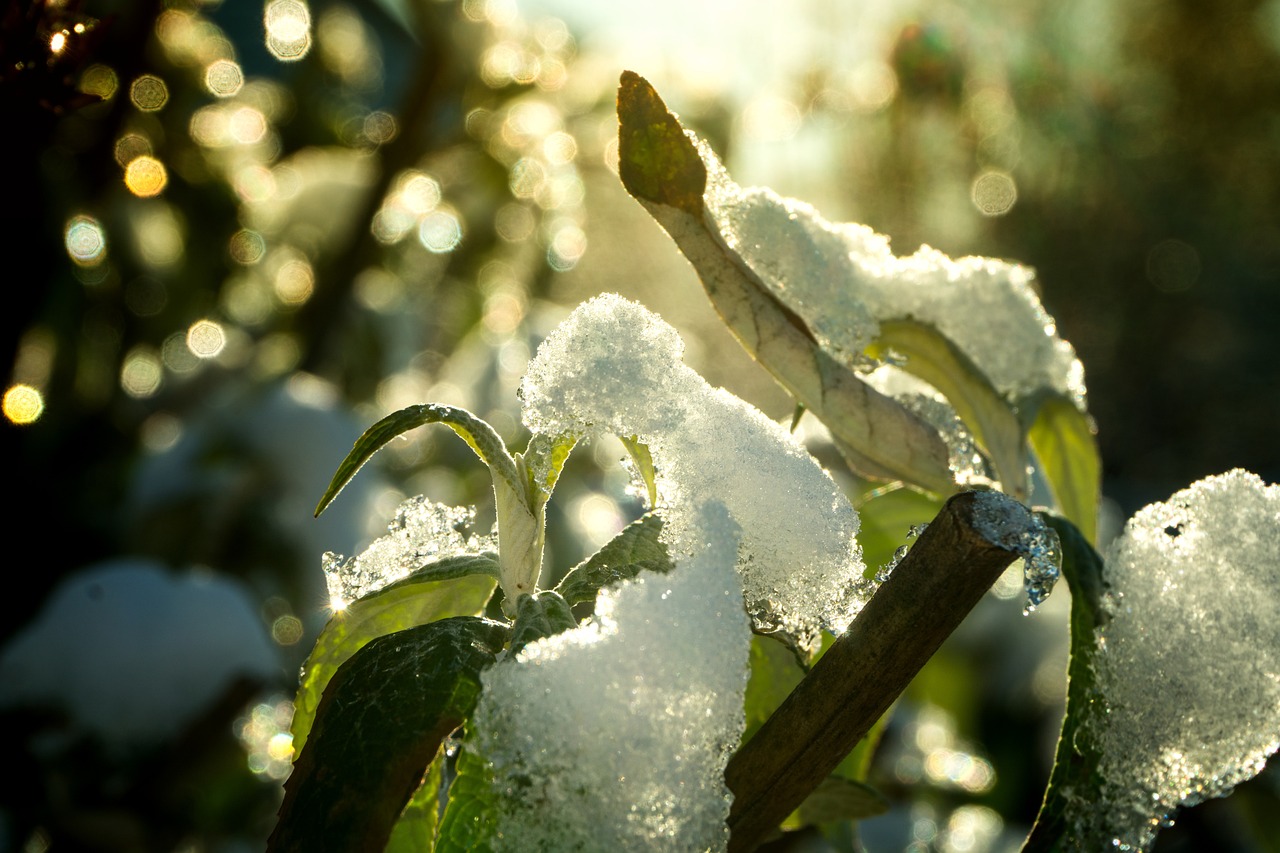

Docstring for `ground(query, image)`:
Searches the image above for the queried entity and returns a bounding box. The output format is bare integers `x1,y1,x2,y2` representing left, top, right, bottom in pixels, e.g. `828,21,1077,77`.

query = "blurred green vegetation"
1,0,1277,850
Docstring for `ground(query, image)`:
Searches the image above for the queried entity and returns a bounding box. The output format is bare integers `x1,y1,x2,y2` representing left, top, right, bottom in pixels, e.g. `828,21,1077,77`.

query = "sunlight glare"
3,385,44,425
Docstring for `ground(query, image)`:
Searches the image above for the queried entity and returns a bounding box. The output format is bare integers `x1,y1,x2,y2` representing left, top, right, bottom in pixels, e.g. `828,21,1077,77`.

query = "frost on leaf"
322,496,496,608
698,144,1087,409
471,502,750,852
520,293,869,648
1079,470,1280,850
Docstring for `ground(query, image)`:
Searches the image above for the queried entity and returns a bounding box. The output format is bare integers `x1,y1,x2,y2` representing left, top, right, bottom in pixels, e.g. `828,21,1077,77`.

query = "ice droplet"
1075,470,1280,851
322,495,495,606
968,490,1061,613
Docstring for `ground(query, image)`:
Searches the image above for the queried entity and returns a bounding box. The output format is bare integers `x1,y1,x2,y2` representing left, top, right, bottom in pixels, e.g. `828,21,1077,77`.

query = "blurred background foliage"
1,0,1277,850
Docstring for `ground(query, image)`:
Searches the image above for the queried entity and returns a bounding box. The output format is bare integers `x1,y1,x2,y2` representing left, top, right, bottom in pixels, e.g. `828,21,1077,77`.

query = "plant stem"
724,490,1023,851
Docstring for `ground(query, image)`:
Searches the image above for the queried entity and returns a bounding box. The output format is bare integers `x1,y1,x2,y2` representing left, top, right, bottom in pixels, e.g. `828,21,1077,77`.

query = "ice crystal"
1079,470,1280,850
472,502,750,851
969,490,1061,613
322,495,495,607
698,140,1086,408
520,293,869,649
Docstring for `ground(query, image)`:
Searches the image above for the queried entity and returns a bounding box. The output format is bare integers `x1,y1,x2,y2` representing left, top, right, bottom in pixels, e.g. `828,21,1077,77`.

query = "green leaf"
853,485,944,580
868,318,1028,499
616,71,955,495
617,69,706,215
384,749,444,853
783,776,890,830
743,634,806,744
270,617,508,853
436,734,498,853
520,431,579,507
291,556,499,755
619,434,658,507
507,590,578,657
316,403,523,517
555,512,673,607
1022,514,1107,852
1027,395,1101,545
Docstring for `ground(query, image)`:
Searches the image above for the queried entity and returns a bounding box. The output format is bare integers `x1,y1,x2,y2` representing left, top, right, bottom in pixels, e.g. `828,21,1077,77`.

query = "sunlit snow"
1079,470,1280,850
472,502,750,851
321,495,495,607
520,293,870,647
697,140,1086,409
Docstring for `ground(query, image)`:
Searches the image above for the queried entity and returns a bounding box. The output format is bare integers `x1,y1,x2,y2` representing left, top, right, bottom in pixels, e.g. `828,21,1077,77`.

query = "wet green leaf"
270,618,507,853
854,485,944,580
1023,515,1107,852
291,557,498,755
384,750,444,853
869,318,1028,499
619,434,658,507
1028,396,1101,544
555,512,672,607
507,590,578,657
316,403,522,517
520,431,580,507
436,734,498,853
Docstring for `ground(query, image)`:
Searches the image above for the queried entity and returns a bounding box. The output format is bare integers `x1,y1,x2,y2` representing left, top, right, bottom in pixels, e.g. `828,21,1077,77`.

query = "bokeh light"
271,614,303,645
64,215,107,266
129,75,169,111
114,133,152,167
3,385,44,425
229,229,266,265
205,59,244,97
265,0,312,61
418,209,463,253
363,111,397,145
120,348,164,398
848,59,899,111
79,64,119,100
273,258,315,305
970,170,1017,216
186,319,227,359
236,697,295,781
125,156,169,197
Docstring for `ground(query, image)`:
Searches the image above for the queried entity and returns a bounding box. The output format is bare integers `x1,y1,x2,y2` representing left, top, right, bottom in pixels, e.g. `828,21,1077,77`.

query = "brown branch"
725,490,1025,851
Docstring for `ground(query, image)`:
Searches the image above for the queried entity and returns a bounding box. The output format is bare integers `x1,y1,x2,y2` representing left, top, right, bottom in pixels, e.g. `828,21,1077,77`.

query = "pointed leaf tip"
617,71,706,214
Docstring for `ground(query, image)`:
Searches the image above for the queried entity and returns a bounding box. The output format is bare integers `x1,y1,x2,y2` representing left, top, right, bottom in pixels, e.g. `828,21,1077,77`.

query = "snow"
0,559,280,748
322,495,496,608
1082,470,1280,850
519,293,870,648
472,501,750,851
697,140,1086,409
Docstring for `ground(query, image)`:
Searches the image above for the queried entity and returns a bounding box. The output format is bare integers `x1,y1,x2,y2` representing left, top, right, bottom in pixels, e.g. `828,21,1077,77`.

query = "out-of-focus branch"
296,5,454,375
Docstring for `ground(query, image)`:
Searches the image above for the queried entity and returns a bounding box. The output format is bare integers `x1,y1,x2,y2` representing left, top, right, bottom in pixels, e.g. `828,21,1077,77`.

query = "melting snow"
519,293,869,648
322,496,495,608
697,140,1086,408
969,490,1061,612
472,502,750,851
1082,470,1280,850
